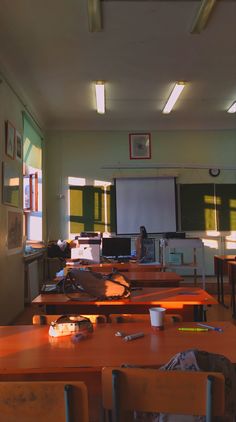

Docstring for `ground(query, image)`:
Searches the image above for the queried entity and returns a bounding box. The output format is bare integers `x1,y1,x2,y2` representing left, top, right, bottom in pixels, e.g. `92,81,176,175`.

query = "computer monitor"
102,237,131,259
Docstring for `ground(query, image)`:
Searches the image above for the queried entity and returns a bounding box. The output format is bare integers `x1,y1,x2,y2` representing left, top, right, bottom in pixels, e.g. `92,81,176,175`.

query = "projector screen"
115,177,177,235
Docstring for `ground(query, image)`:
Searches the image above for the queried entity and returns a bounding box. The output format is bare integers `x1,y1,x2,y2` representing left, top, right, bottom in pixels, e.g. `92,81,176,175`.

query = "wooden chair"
32,314,107,325
102,367,225,422
0,380,89,422
108,313,182,324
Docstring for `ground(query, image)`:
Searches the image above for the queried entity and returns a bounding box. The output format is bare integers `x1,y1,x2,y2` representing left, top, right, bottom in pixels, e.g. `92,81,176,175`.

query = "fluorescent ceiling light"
87,0,102,32
162,82,186,114
95,82,105,114
227,102,236,114
190,0,216,34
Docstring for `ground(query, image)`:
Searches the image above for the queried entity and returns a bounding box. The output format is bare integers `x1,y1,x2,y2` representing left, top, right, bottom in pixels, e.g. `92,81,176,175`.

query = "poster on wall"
7,210,23,253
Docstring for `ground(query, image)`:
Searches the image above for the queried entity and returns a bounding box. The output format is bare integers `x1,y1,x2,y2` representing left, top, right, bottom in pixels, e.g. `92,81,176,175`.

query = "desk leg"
216,260,221,303
219,261,228,308
194,305,206,322
230,266,236,319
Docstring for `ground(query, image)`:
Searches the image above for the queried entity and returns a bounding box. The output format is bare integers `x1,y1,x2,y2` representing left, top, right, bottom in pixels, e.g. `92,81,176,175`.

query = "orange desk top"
66,262,164,272
0,321,235,375
33,287,217,307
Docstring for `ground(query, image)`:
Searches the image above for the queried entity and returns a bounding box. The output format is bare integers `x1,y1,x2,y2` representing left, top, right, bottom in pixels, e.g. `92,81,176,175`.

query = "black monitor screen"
102,237,131,258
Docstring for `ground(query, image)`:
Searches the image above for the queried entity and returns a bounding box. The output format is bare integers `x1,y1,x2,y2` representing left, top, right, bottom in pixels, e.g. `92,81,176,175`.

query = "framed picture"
2,162,20,207
129,133,151,159
15,131,23,161
7,210,23,252
5,120,15,159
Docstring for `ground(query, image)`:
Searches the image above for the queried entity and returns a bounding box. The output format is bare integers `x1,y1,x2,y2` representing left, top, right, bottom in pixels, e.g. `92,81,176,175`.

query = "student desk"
126,271,183,287
214,255,236,307
32,287,217,321
66,267,180,287
66,261,165,272
0,322,235,421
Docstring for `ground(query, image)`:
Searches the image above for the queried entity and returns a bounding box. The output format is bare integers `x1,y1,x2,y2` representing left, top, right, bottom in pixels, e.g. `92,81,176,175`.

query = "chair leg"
112,369,121,422
64,384,73,422
206,375,214,422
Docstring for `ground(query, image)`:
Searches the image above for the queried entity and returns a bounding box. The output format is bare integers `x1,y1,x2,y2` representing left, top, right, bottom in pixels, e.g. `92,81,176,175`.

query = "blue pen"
197,323,223,332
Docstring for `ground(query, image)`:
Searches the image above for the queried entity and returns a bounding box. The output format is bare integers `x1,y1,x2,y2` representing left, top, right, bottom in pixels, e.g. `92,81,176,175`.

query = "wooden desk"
66,262,164,272
32,287,217,321
126,271,183,287
0,322,235,421
214,255,235,306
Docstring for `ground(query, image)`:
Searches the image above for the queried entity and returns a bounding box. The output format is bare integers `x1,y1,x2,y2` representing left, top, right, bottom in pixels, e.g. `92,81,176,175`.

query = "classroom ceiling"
0,0,236,131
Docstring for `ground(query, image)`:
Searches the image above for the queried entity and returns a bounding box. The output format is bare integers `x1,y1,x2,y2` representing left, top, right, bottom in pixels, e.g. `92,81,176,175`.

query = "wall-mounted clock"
209,168,221,177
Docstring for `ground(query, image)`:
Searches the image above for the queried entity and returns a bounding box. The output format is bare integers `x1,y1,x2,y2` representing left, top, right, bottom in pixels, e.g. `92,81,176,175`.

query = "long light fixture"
162,82,186,114
190,0,216,34
95,81,105,114
87,0,102,32
227,101,236,114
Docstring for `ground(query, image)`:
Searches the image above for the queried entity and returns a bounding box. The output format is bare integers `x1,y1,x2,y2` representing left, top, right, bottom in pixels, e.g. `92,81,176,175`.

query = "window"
23,113,43,241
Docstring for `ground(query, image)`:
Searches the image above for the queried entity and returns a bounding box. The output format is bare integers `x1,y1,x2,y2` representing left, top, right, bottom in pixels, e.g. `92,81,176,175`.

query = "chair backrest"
0,380,89,422
32,314,107,325
102,367,225,422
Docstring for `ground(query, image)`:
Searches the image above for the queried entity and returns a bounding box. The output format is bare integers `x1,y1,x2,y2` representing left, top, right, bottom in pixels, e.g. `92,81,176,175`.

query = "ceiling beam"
190,0,217,33
87,0,102,32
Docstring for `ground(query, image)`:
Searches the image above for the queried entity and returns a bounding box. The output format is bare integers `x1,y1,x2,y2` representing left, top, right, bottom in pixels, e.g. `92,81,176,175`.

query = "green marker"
178,327,208,332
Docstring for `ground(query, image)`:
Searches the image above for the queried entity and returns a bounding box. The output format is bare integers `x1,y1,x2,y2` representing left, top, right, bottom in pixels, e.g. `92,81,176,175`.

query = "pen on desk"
197,323,223,332
123,332,144,341
178,327,209,332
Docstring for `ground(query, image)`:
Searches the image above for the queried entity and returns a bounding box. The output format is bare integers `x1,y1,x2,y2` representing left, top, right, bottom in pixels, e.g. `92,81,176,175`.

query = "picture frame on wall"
15,131,23,161
7,210,23,252
5,120,15,159
2,162,20,208
129,133,151,159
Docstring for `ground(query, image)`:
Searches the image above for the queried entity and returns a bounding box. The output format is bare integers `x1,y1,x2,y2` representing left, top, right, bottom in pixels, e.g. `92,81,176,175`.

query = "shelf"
160,237,206,289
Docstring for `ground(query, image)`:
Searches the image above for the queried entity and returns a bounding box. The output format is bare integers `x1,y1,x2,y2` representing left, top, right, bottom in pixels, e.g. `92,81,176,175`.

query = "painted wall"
0,80,24,324
45,130,236,275
46,130,236,237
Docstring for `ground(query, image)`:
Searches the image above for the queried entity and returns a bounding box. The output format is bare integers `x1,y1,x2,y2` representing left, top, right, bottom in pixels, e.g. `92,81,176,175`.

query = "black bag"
66,268,131,300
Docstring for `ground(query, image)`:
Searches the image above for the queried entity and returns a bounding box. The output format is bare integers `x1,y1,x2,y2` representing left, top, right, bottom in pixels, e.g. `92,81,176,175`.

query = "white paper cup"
149,307,166,331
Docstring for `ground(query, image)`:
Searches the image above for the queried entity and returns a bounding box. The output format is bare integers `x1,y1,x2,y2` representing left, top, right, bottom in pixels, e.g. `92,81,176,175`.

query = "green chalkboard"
180,184,216,231
180,183,236,231
69,185,116,234
216,184,236,230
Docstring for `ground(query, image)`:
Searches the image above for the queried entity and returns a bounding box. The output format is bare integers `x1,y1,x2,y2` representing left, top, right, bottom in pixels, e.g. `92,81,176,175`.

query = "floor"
12,276,236,325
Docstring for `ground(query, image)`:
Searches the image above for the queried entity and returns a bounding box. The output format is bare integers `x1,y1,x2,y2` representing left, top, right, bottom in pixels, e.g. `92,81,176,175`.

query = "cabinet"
160,238,205,288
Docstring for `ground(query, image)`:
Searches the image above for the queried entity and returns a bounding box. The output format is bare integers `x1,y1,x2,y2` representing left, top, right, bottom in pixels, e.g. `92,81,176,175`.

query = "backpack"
66,268,131,300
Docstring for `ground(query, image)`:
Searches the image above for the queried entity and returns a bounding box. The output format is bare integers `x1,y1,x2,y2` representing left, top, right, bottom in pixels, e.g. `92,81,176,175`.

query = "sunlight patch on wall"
215,196,221,205
204,208,216,230
206,231,220,237
68,177,111,187
229,199,236,230
70,190,83,216
225,231,236,250
68,177,86,186
204,195,215,205
202,238,219,249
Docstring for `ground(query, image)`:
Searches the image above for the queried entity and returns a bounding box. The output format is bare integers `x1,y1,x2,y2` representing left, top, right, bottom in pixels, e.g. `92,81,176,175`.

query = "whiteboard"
115,177,177,235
